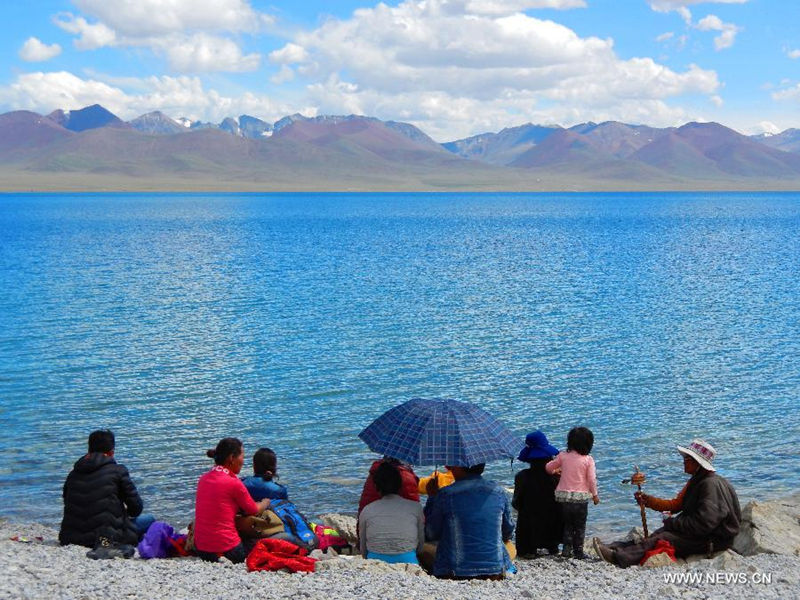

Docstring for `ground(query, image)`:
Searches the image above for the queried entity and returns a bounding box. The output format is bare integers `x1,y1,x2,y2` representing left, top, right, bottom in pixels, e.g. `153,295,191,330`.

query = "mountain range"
1,104,799,191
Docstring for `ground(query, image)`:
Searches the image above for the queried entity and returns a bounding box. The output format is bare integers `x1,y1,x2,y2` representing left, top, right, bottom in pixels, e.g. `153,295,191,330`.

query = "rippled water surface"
1,192,798,534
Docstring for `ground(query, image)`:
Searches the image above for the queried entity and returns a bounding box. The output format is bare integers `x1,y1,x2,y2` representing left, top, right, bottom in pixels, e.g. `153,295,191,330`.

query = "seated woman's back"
193,438,269,563
358,461,424,564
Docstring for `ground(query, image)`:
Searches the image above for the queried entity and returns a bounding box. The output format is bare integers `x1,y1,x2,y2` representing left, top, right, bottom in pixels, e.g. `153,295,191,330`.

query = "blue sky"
1,0,797,141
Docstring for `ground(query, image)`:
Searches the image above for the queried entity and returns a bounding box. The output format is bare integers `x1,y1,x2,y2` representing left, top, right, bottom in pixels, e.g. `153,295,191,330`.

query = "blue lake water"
0,192,798,536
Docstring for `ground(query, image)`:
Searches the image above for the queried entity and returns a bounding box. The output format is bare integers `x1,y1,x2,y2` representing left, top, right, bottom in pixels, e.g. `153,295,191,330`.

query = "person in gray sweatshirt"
358,461,424,564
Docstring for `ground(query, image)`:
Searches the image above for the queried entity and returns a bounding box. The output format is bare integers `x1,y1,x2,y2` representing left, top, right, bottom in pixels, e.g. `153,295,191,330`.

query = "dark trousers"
196,543,248,564
609,528,727,568
560,501,588,554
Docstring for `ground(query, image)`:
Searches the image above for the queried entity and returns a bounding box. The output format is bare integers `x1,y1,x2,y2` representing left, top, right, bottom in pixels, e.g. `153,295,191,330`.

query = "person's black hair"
88,429,115,453
465,463,486,475
206,437,243,466
373,461,402,496
253,447,277,480
567,427,594,455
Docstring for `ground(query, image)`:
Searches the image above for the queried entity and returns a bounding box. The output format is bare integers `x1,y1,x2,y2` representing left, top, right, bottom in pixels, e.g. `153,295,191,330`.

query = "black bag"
86,535,135,560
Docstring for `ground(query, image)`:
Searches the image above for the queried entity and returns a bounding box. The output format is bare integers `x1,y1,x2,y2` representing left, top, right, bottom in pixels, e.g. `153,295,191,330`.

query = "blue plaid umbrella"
358,398,520,467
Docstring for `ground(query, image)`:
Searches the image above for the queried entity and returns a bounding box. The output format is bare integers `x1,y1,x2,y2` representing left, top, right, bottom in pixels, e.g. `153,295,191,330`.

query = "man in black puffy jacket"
59,430,147,547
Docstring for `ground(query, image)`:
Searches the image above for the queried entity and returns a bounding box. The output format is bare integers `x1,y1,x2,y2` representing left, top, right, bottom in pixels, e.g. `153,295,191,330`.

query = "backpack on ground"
268,499,319,551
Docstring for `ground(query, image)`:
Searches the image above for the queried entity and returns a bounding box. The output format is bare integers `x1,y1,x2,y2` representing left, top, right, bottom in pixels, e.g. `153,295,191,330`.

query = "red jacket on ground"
246,537,316,573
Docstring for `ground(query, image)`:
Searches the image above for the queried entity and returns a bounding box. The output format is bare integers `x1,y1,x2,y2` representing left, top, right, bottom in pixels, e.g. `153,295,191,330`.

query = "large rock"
625,527,646,543
733,494,800,556
318,513,358,546
684,549,743,570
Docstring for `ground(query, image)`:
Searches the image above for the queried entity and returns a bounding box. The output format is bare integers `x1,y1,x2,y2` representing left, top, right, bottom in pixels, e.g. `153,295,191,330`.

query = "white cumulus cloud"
54,14,117,50
269,43,309,65
462,0,586,13
270,65,296,84
696,14,741,50
0,71,130,115
158,34,261,72
787,49,800,59
269,0,719,138
772,83,800,102
304,75,703,141
53,0,272,73
656,31,674,42
648,2,743,51
72,0,273,36
18,37,62,62
0,71,291,124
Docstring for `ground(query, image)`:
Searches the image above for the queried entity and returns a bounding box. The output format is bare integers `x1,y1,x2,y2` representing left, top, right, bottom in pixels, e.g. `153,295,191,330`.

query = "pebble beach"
3,519,798,600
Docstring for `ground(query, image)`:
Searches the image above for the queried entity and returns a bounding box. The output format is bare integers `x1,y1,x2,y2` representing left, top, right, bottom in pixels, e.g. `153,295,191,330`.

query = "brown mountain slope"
273,117,453,163
510,128,689,185
573,121,672,158
630,131,723,178
3,109,800,191
510,129,605,167
8,119,509,190
21,126,393,177
634,122,800,178
0,111,73,159
442,123,561,165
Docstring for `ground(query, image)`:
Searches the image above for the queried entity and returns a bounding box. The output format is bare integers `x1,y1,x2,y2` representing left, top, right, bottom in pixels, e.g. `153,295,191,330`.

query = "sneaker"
560,545,573,559
574,550,587,560
592,537,616,565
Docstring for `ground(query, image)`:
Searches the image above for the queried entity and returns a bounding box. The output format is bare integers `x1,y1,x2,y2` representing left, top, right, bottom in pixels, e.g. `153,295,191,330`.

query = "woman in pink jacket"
545,427,600,559
193,437,270,563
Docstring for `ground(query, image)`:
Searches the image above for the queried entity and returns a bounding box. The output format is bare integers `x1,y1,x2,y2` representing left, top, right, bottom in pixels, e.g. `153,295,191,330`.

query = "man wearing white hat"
593,439,741,567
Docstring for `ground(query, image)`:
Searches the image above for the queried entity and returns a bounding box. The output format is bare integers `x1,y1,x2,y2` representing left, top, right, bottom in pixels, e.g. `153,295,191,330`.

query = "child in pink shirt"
545,427,600,559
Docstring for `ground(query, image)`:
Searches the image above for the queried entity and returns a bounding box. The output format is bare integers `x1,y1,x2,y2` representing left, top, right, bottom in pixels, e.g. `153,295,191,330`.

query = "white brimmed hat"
677,439,716,471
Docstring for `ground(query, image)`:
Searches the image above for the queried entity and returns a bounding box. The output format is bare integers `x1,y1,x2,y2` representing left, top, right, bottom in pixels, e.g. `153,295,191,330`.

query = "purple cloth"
137,521,184,559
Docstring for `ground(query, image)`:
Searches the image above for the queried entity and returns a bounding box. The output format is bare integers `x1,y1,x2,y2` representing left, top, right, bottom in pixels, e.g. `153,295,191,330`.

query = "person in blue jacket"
423,463,515,579
242,447,289,501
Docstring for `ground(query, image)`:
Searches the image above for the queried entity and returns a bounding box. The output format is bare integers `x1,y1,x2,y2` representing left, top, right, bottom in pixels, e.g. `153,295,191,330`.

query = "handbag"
236,509,285,539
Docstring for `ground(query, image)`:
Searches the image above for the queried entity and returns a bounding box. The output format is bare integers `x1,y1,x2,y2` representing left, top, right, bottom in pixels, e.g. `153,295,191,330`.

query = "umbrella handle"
426,467,441,496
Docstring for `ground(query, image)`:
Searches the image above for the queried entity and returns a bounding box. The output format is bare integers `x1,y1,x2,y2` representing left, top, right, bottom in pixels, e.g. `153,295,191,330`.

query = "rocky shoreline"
2,495,798,600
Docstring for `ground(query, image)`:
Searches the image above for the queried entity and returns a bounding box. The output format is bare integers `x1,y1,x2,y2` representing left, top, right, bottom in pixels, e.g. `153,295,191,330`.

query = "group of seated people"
357,458,515,578
59,429,741,580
